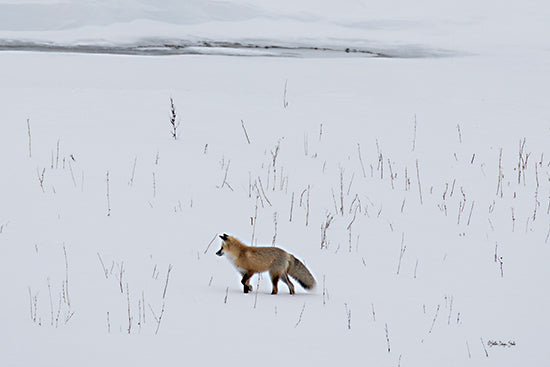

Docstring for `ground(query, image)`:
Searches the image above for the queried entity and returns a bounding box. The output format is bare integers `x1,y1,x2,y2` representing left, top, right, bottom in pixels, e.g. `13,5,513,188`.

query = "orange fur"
216,234,315,295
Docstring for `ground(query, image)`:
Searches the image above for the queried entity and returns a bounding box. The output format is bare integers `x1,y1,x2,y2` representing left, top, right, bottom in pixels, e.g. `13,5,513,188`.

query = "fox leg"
270,274,279,295
241,272,253,293
281,273,295,295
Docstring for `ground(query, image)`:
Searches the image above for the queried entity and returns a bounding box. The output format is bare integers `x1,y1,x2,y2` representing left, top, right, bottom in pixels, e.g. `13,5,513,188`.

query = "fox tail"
288,256,316,290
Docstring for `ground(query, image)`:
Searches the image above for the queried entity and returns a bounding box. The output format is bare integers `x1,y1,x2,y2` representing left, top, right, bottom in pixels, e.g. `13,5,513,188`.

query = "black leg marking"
271,275,280,295
282,273,295,294
241,272,253,293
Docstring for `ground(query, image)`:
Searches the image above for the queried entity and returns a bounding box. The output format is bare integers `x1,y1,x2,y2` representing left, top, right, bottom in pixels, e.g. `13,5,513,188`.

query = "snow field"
0,51,549,366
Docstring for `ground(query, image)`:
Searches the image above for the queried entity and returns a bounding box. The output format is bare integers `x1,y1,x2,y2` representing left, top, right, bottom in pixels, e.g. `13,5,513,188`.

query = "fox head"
216,233,229,256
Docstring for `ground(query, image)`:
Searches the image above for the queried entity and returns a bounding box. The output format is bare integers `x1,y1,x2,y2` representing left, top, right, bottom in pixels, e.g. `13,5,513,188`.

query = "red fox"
216,234,316,295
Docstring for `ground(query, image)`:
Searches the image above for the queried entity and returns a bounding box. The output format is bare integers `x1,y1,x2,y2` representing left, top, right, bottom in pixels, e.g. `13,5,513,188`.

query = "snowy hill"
1,0,549,57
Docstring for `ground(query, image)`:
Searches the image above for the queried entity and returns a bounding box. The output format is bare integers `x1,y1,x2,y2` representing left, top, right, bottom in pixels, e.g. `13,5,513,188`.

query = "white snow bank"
1,0,549,57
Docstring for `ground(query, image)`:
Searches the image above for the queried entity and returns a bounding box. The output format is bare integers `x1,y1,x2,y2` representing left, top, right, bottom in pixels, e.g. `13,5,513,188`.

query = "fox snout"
216,234,228,256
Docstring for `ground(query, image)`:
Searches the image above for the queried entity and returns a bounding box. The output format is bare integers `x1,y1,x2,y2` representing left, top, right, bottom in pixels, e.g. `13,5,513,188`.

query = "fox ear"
219,233,228,241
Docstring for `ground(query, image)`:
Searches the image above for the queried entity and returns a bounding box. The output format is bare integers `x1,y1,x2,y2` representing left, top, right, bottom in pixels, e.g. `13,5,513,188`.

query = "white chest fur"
225,253,245,274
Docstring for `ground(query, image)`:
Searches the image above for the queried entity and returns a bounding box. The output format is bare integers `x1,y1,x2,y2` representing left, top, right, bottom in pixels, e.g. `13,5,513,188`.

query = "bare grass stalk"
251,195,258,245
481,337,489,357
253,275,260,309
283,80,289,108
63,244,70,308
126,283,132,334
457,201,465,225
450,179,456,197
141,291,146,327
37,167,46,193
404,167,410,191
56,139,60,169
344,303,352,330
106,171,111,216
169,97,180,140
412,115,417,151
219,161,234,191
68,160,77,187
162,264,173,299
271,141,280,187
428,304,440,334
155,300,166,335
385,323,391,353
272,212,278,246
467,201,475,226
447,295,454,325
416,159,423,204
152,172,156,198
294,302,306,328
388,159,395,189
279,167,287,192
256,177,271,205
27,118,32,158
129,157,137,186
155,264,172,334
320,213,334,249
55,293,61,327
289,192,294,222
118,261,125,293
396,233,406,275
97,253,109,279
357,143,366,177
349,194,361,214
347,204,360,230
47,278,53,326
241,120,251,144
340,167,344,215
204,233,218,254
331,188,339,214
376,140,384,179
148,304,158,325
496,148,504,197
305,185,310,226
346,172,355,195
517,138,529,185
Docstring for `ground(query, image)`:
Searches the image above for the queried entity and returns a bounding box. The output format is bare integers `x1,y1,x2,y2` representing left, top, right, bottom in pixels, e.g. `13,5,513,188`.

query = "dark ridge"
0,39,453,58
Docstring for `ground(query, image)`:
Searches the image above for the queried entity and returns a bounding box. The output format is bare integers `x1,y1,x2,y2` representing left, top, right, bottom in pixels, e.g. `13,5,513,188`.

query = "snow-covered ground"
1,1,550,366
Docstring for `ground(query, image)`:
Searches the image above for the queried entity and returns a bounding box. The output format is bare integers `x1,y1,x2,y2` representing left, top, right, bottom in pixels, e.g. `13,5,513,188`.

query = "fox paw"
244,285,253,293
